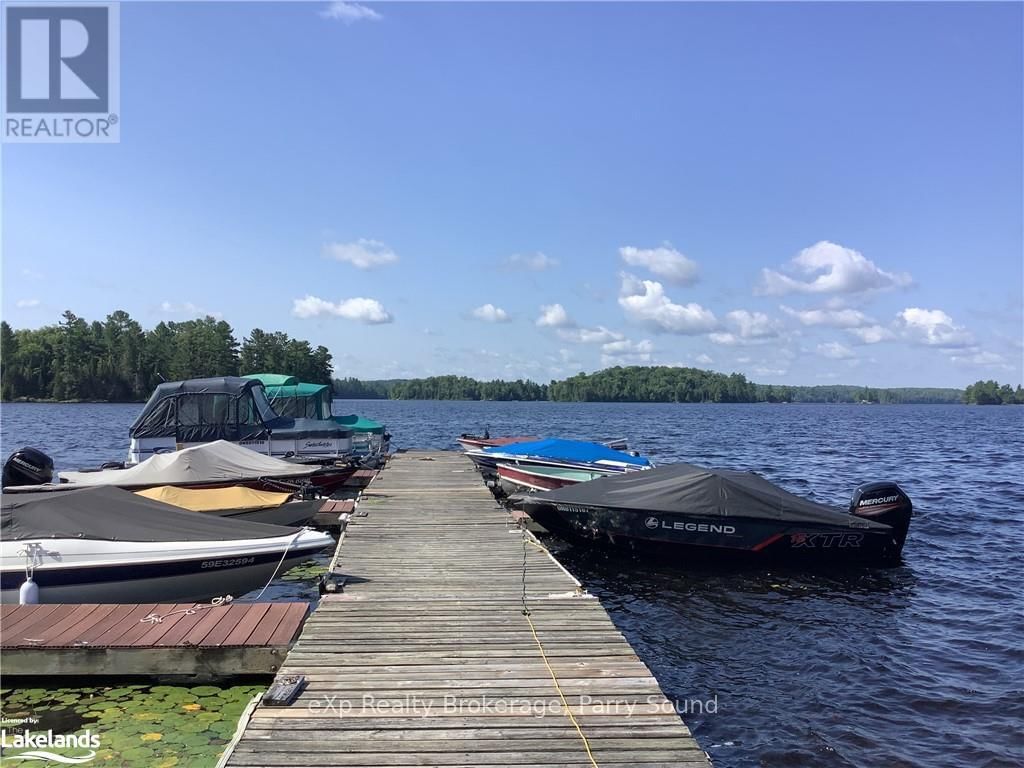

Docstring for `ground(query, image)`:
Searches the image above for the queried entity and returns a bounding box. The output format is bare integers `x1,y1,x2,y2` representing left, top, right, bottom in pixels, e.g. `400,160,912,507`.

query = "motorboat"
516,463,913,565
2,441,356,497
244,374,390,463
466,438,651,481
496,464,612,495
457,433,625,452
456,433,539,451
134,485,321,527
0,486,335,603
127,377,354,464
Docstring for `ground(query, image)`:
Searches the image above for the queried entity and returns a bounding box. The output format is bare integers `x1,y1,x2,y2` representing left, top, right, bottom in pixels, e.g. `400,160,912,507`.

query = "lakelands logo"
1,728,100,763
3,3,120,142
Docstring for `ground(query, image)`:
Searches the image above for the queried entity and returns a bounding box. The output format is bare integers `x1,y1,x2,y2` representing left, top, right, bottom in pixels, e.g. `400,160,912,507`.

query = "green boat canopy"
244,373,299,387
244,374,330,419
243,374,385,433
334,414,386,434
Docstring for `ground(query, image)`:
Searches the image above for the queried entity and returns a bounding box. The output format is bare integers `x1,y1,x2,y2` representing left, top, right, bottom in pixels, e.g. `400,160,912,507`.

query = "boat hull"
520,500,906,565
0,534,334,604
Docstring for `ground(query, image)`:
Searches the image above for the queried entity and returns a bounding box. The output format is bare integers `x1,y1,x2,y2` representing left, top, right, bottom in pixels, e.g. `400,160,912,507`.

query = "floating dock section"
1,602,308,679
228,451,711,767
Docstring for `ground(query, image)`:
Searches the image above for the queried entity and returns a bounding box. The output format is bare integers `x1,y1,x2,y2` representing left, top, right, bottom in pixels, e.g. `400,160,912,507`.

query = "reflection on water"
3,401,1023,767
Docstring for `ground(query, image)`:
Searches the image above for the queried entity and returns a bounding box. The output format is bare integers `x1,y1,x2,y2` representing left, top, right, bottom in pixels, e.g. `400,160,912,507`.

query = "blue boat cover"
483,438,649,467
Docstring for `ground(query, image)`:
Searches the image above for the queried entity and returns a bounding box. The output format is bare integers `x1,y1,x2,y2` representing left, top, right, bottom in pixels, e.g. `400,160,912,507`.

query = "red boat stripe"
751,532,785,551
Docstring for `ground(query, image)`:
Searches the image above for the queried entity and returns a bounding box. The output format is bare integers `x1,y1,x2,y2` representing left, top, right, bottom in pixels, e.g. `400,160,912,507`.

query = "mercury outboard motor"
3,447,54,487
850,481,913,557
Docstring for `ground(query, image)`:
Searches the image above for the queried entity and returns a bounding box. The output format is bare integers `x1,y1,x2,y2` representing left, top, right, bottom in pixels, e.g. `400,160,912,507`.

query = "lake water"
2,400,1023,767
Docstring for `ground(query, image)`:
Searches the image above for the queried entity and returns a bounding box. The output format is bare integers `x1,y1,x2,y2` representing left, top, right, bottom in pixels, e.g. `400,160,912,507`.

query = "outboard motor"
3,447,54,487
850,481,913,557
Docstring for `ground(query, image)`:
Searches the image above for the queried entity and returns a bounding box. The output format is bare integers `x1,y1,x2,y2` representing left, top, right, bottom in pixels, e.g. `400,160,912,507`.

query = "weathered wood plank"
225,451,711,767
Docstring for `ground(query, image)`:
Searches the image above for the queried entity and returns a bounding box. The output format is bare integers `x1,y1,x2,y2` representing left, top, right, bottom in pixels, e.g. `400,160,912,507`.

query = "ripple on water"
2,401,1022,768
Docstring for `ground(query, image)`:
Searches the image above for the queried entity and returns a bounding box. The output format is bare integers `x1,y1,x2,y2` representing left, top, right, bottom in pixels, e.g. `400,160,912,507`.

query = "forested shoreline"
0,311,332,402
2,313,1019,405
334,369,983,404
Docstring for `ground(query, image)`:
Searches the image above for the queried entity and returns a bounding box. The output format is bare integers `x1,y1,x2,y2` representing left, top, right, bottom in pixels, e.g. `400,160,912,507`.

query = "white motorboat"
1,486,335,604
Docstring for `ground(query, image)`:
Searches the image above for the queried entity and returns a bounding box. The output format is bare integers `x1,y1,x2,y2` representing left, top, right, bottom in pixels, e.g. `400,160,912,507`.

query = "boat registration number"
201,556,256,569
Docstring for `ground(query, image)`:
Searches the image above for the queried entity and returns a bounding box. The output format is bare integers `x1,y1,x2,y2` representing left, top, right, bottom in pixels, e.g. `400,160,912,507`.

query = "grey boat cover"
60,441,317,487
531,463,890,528
1,486,301,542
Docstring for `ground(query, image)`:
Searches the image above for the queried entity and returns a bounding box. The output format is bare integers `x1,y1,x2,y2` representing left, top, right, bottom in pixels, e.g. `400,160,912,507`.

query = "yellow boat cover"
135,485,292,512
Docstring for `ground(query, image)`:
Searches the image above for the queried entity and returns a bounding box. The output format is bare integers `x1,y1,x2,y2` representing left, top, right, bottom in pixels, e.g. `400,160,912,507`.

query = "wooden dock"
228,451,711,767
1,601,309,680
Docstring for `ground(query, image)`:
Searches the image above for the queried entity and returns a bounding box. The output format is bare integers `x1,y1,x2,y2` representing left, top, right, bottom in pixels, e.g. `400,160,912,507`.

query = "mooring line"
519,525,599,768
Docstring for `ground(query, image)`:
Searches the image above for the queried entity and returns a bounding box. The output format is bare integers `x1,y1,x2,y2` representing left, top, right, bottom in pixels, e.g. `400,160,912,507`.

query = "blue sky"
3,1,1022,388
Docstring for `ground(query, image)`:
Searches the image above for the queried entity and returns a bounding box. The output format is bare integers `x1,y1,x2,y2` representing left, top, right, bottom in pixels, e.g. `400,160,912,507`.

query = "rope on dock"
519,525,599,768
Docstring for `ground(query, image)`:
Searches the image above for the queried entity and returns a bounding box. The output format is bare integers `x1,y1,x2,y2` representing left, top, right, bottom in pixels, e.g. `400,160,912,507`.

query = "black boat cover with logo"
1,486,301,542
530,463,890,528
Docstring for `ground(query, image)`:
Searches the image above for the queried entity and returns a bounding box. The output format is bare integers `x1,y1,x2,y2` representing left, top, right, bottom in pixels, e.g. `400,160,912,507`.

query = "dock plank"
226,450,711,767
1,601,310,679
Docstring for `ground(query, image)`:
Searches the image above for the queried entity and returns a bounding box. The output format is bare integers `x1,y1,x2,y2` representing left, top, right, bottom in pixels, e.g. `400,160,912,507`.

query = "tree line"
335,367,973,404
962,380,1024,405
4,312,1015,406
0,311,332,402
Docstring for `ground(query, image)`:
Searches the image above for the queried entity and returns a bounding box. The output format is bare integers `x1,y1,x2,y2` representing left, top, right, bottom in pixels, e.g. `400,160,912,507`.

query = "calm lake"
2,400,1022,767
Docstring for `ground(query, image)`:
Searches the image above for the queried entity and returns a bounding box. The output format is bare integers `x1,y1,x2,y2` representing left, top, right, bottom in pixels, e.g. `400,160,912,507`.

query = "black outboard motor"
3,447,55,487
850,481,913,558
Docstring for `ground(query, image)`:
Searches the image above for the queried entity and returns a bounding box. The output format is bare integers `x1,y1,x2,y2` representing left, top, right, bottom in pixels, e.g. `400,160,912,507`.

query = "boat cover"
1,486,301,542
484,438,650,468
135,485,293,512
245,375,333,420
59,441,318,487
334,415,386,434
244,373,299,387
530,463,891,527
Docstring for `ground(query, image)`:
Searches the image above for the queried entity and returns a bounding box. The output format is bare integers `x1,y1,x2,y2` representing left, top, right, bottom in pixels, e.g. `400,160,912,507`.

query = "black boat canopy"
530,463,891,528
129,377,352,443
1,486,301,542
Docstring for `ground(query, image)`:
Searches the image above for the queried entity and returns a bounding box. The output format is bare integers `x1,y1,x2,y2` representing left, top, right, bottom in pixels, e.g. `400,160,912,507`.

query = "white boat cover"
59,441,318,487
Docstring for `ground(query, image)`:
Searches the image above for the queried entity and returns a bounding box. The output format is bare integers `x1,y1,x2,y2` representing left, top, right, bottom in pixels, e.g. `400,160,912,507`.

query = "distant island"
2,311,1019,405
335,370,1020,405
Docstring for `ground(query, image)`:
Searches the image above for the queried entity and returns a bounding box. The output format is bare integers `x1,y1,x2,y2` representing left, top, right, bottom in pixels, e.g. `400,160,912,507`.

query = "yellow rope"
524,611,600,768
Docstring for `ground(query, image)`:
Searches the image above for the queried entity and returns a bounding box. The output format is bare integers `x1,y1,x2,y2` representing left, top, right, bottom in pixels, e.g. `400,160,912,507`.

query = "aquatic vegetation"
279,557,327,582
0,682,264,767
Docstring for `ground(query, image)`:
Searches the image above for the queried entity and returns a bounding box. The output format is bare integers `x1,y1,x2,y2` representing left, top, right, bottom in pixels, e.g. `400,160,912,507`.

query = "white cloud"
695,353,714,365
19,269,44,280
817,341,856,360
471,304,511,323
619,244,699,285
15,298,40,308
504,252,559,271
753,366,788,377
160,301,222,320
319,2,382,23
557,326,624,344
781,305,872,328
897,307,974,348
600,338,654,366
847,324,896,344
324,239,398,269
618,273,718,334
950,350,1011,369
536,303,573,328
757,241,912,296
292,295,393,324
708,310,781,346
726,309,781,338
